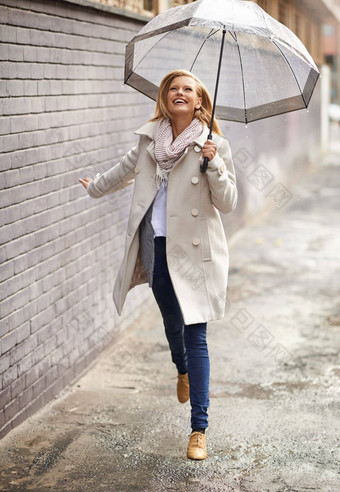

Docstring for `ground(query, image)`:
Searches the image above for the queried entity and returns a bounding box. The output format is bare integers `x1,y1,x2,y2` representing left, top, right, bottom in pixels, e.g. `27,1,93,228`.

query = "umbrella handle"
200,134,213,174
200,156,209,173
200,28,226,175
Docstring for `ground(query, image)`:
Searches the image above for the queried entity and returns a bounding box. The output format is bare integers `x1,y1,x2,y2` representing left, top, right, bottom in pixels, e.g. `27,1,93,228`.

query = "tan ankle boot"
187,431,207,460
177,372,190,403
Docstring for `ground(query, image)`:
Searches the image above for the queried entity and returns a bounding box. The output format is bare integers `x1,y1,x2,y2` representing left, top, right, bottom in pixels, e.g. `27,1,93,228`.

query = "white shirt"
151,182,167,237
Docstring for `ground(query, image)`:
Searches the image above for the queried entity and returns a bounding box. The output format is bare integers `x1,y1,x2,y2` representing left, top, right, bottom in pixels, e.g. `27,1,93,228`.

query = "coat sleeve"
86,136,142,199
205,136,238,214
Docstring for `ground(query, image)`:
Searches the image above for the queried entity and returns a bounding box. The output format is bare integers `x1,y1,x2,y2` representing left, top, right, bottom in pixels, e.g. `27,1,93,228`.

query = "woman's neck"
170,116,194,140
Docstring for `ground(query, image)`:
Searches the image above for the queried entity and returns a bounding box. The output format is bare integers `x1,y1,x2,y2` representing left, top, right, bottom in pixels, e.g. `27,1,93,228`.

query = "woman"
79,69,238,460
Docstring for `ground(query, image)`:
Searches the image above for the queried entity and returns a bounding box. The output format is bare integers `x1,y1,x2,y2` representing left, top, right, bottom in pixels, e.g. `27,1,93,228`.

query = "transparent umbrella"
124,0,320,172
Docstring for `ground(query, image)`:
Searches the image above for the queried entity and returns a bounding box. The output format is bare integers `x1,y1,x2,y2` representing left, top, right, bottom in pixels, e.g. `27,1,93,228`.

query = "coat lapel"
192,125,210,148
146,140,156,163
135,121,157,163
135,121,157,139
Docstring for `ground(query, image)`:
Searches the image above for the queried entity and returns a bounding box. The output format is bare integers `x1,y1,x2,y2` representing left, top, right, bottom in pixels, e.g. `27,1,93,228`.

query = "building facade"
256,0,324,65
89,0,195,17
91,0,337,68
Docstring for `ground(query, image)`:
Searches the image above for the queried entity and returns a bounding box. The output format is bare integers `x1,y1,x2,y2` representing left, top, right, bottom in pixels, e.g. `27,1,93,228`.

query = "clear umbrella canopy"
125,0,320,124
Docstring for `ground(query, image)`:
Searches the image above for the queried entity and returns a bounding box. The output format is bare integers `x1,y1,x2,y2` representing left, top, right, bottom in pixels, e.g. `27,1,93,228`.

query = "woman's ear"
195,97,202,110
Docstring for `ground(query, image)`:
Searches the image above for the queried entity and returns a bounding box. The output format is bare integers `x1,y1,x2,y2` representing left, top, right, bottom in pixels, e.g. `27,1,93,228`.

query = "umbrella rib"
189,28,219,72
228,31,237,43
130,29,174,77
271,39,306,106
234,31,248,125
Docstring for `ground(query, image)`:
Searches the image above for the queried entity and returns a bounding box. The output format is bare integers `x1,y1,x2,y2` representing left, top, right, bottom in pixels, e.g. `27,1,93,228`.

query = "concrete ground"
1,151,340,492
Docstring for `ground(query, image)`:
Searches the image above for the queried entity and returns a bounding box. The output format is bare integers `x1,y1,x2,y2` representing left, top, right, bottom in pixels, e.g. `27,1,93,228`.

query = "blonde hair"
149,69,222,136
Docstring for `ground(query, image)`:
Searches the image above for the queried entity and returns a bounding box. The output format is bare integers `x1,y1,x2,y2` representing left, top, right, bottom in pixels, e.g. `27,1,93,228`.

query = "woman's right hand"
79,177,92,189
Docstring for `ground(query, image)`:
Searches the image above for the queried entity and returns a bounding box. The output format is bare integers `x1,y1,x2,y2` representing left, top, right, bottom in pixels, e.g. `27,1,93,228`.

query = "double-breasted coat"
86,120,238,325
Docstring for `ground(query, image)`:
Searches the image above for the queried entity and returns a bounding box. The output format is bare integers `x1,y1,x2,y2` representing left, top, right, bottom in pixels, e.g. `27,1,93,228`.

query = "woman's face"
166,76,202,120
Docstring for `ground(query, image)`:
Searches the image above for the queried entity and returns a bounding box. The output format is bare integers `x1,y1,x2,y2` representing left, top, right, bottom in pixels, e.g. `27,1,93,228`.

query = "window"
295,12,300,38
323,24,335,37
278,0,289,26
305,20,311,52
143,0,153,11
257,0,268,12
171,0,195,6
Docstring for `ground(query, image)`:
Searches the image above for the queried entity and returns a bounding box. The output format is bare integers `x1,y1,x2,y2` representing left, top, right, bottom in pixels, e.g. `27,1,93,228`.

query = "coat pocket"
199,217,212,261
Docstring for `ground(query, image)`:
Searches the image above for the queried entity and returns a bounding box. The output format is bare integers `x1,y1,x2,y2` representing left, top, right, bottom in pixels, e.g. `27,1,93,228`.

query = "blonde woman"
79,70,238,460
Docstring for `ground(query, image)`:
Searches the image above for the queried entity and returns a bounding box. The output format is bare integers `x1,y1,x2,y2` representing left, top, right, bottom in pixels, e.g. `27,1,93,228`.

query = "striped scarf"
153,117,203,189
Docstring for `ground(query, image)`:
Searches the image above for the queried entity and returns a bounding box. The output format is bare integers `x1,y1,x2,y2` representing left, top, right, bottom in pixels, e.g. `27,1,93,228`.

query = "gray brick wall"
0,0,155,439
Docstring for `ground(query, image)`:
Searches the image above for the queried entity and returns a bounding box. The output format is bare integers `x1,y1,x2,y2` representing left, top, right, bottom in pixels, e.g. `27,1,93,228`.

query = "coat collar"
134,120,211,148
134,121,157,139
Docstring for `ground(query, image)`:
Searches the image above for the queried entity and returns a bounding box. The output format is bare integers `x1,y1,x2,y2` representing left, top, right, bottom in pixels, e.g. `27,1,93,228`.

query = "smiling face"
166,76,202,120
153,70,222,136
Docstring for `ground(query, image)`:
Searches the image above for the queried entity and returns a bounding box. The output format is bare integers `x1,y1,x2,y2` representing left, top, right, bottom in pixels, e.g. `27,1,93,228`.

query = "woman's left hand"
79,177,92,189
202,140,218,161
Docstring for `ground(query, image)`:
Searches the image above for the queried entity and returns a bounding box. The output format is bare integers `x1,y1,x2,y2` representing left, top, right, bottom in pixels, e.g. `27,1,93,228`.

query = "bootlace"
191,431,204,448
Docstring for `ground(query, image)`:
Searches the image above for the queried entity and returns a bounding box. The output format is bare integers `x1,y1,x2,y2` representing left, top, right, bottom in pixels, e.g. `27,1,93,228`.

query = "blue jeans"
151,236,210,429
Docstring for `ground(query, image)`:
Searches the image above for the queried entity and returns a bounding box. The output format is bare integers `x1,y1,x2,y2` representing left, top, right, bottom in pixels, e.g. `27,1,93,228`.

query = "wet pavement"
0,151,340,492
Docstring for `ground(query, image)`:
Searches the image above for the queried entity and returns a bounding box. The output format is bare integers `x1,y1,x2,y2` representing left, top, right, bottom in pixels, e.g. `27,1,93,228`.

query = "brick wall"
0,0,155,439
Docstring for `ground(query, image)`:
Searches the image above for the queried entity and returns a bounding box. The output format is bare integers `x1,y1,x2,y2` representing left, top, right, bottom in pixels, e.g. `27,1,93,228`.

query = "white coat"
86,121,238,324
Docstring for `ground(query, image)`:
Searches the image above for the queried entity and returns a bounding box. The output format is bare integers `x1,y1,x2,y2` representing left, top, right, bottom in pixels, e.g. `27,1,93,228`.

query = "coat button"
192,237,200,246
218,163,226,175
194,145,201,153
135,166,141,174
191,208,199,216
191,176,199,184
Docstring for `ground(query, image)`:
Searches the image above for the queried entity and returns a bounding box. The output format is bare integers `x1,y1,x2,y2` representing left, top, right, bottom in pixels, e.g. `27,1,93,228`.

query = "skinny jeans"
151,236,210,429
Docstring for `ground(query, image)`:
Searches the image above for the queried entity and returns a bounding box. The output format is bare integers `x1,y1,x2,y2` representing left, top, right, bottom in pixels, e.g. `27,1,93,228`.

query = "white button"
135,166,141,174
218,163,226,175
192,237,200,246
191,208,199,216
191,176,199,184
194,145,201,153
